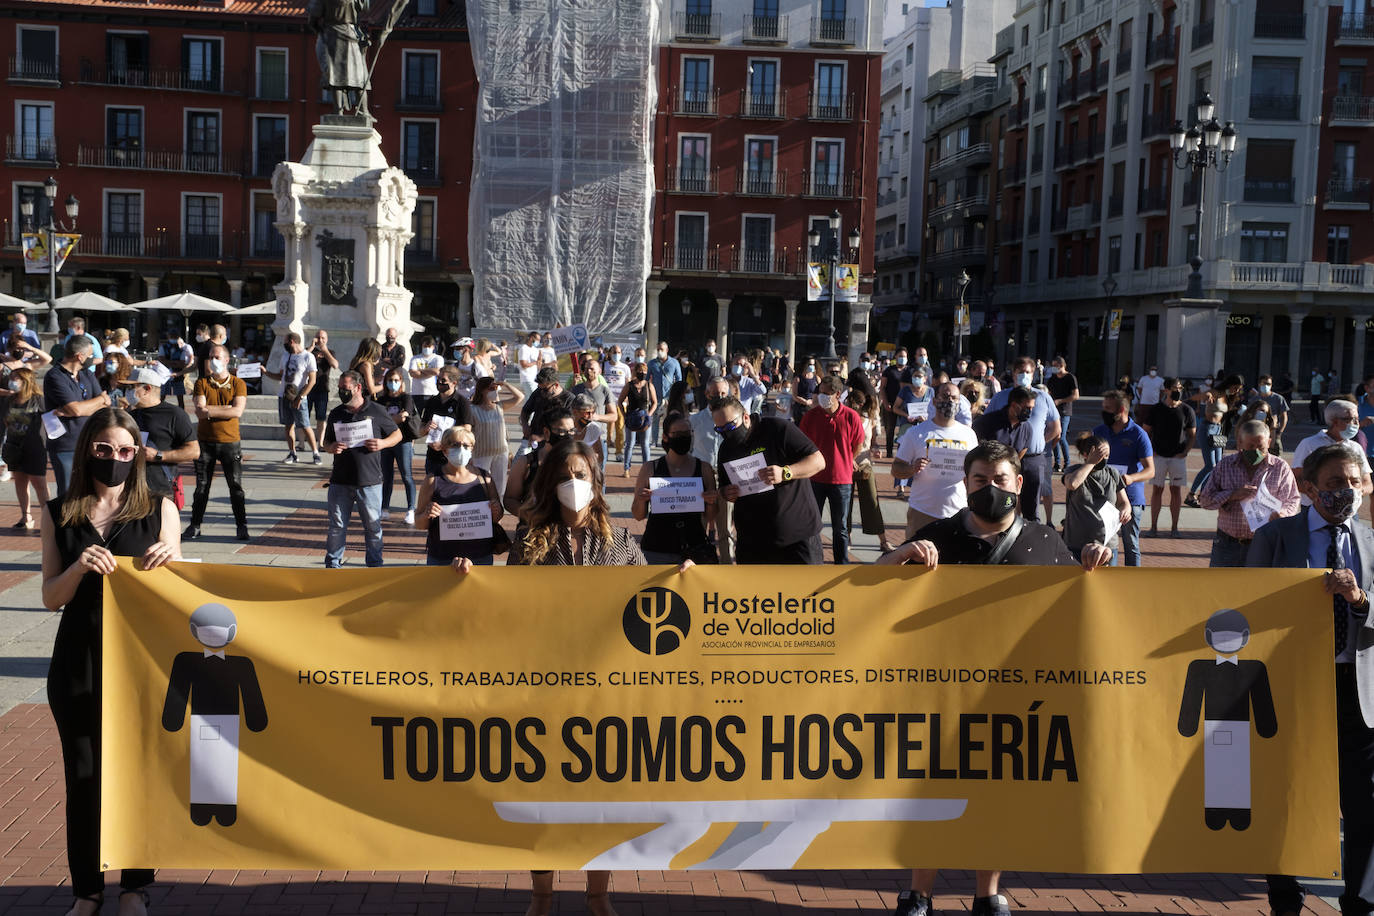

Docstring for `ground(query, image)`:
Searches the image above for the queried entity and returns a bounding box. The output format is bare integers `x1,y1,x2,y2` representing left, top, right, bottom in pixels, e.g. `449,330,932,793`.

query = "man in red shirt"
800,374,867,564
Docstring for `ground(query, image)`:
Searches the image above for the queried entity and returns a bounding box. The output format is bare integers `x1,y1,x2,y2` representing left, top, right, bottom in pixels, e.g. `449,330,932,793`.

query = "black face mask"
1101,410,1120,427
721,424,749,446
436,381,451,394
89,456,134,488
665,434,693,455
967,483,1018,522
548,430,573,443
1014,407,1033,422
339,386,355,402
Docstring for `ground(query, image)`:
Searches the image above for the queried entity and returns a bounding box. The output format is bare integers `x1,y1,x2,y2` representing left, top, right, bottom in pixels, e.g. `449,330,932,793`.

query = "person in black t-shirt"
420,365,475,478
322,370,402,568
1140,378,1196,538
126,368,200,500
1045,356,1079,471
712,394,826,564
876,440,1108,916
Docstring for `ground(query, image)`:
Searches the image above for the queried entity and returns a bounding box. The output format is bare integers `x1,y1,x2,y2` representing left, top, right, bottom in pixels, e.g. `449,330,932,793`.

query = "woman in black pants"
40,408,181,916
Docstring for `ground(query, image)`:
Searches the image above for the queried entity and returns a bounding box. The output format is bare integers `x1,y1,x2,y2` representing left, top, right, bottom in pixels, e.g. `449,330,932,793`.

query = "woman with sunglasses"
40,407,181,916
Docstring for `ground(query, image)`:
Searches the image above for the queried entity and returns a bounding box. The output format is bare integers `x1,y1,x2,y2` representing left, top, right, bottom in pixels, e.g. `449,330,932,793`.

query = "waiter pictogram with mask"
1177,608,1278,830
161,603,268,827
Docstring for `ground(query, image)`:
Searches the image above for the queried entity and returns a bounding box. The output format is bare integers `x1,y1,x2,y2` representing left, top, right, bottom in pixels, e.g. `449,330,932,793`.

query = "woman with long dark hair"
350,337,383,398
3,366,48,529
41,408,180,916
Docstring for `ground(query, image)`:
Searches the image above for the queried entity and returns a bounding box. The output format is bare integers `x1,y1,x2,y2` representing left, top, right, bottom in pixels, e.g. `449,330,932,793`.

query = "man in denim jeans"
322,371,402,568
1093,388,1155,566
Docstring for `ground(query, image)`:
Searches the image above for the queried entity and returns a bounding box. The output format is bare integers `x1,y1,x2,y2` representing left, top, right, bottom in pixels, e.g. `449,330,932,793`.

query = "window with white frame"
251,191,282,257
744,137,776,192
15,26,58,80
186,110,220,172
676,213,707,268
742,215,774,272
407,198,436,259
682,57,712,112
402,120,438,177
181,37,221,91
678,134,709,190
1240,222,1289,262
105,191,142,255
254,115,287,176
184,194,220,257
15,102,54,161
257,48,287,99
811,139,843,195
815,62,845,116
402,51,439,106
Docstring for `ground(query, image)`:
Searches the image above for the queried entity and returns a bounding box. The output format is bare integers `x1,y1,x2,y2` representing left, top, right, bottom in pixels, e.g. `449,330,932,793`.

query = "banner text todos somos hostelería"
101,562,1339,875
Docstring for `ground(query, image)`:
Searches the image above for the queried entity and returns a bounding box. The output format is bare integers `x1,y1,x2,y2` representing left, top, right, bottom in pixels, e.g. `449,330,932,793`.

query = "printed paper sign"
333,419,371,449
41,409,66,440
924,445,966,484
426,415,456,445
1098,500,1123,543
236,362,262,379
550,324,590,356
146,362,173,386
439,502,493,541
724,453,773,497
906,401,929,422
650,477,705,513
1243,483,1283,533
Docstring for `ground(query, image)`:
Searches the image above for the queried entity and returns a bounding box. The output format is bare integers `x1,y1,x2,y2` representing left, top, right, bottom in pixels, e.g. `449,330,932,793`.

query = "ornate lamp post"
1169,93,1238,299
954,268,971,357
808,208,861,359
1102,274,1118,387
18,176,79,334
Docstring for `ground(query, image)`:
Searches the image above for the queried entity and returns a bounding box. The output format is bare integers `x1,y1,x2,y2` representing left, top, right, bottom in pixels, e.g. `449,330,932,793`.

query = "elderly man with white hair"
1292,398,1374,507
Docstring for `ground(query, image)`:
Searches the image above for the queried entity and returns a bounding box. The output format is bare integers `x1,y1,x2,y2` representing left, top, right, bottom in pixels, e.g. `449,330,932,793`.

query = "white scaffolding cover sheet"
467,0,657,334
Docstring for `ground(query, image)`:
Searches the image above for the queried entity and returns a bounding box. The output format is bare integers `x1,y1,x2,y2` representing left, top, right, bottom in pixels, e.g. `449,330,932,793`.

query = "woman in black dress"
2,366,48,529
40,407,181,916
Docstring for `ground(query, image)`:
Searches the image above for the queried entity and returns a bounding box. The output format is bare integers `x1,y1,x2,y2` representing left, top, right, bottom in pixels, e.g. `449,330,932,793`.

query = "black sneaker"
894,890,934,916
236,525,250,541
971,895,1010,916
183,525,202,541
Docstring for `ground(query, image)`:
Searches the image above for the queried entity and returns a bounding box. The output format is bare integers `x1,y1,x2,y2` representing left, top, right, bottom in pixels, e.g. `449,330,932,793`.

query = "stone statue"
308,0,411,119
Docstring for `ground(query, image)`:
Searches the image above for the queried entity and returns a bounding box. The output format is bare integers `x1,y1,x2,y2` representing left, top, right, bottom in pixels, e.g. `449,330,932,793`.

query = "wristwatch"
781,465,793,482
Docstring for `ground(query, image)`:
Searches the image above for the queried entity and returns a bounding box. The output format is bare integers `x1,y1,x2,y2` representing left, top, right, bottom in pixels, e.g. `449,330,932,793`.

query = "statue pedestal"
264,120,417,391
1161,296,1227,381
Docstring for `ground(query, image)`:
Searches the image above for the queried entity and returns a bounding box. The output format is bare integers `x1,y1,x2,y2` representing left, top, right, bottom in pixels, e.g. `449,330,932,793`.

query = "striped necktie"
1328,524,1351,655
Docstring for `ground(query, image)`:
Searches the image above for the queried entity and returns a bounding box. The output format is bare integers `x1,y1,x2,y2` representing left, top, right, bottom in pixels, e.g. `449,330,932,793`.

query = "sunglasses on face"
714,418,743,434
92,443,139,461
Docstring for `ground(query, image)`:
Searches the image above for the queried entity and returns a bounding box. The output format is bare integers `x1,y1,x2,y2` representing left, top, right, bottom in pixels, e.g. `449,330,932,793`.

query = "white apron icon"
189,714,241,806
1203,719,1250,809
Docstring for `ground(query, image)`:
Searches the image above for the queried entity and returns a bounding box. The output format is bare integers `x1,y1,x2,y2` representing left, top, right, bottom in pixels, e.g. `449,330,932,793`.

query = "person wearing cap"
453,338,480,400
189,345,249,541
127,367,200,508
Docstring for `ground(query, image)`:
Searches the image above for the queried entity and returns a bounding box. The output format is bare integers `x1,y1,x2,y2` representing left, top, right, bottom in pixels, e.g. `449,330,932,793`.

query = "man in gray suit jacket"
1247,442,1374,916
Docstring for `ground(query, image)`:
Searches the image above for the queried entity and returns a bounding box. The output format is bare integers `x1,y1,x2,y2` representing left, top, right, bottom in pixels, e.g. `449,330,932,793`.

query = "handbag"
171,473,185,511
626,408,650,431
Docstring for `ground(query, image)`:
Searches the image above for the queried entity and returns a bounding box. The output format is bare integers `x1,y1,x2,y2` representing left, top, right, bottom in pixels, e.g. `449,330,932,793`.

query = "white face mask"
706,346,716,354
193,624,235,648
422,347,434,357
210,358,227,375
732,365,744,376
447,446,472,467
556,477,594,512
7,380,21,392
819,393,837,410
1149,369,1158,377
1209,630,1247,655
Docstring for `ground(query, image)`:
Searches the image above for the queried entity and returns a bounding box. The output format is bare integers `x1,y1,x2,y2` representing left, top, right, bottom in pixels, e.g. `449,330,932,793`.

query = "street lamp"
1102,274,1119,387
18,176,79,334
954,268,971,358
1169,93,1237,299
807,208,861,359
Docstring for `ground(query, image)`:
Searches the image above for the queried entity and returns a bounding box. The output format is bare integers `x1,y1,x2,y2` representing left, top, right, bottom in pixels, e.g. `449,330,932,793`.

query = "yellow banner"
102,562,1339,875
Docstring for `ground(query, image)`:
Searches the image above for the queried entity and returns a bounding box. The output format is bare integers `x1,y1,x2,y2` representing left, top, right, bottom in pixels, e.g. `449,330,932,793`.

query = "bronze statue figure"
307,0,409,119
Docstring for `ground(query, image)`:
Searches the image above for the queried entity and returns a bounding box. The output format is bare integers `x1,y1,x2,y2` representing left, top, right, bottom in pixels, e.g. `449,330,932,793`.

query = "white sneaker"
404,509,415,525
380,509,391,520
0,466,10,483
312,452,322,465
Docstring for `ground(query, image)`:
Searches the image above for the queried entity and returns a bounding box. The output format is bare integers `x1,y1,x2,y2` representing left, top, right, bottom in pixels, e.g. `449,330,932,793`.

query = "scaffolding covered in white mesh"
466,0,657,334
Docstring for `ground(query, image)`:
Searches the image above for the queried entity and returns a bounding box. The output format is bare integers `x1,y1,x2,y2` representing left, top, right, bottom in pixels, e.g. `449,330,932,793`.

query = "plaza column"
847,295,873,368
227,278,244,349
141,275,162,348
715,296,731,356
1287,307,1308,382
645,280,667,348
784,299,800,367
1353,314,1371,390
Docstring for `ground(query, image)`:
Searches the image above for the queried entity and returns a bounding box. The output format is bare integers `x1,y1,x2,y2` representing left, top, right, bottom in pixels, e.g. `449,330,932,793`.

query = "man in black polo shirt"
127,368,200,503
880,347,911,457
973,386,1039,462
44,336,110,497
323,370,402,568
713,394,826,564
878,440,1109,916
420,365,475,478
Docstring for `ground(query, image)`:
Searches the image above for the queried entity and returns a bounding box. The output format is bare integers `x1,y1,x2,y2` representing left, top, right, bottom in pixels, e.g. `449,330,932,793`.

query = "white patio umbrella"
131,291,236,314
234,300,279,317
53,290,130,313
0,291,33,311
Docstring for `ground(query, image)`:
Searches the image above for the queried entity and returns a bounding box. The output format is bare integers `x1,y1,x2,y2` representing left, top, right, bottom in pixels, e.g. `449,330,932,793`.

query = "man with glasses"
713,395,825,564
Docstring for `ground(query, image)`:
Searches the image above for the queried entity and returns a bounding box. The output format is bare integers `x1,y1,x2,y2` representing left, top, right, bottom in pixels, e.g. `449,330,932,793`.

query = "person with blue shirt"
1,311,41,351
646,341,682,444
1093,388,1156,566
60,317,102,373
985,356,1061,523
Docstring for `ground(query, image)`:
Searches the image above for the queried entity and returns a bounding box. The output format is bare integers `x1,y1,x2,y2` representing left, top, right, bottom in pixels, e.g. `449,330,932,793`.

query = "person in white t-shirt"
539,333,557,370
602,346,632,459
891,382,980,538
408,335,444,410
1136,367,1165,406
517,331,541,395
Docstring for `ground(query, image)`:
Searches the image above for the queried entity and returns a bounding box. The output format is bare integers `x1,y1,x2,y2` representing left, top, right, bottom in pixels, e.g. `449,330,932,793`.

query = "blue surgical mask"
1259,384,1271,395
446,446,472,467
897,357,908,366
1341,424,1360,441
386,379,401,393
422,347,434,357
1015,371,1033,387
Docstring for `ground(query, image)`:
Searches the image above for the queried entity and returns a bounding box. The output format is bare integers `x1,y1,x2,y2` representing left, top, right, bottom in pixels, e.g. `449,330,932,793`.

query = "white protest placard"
1098,501,1123,543
41,410,66,440
1242,482,1283,533
146,361,173,386
924,444,966,484
236,362,262,379
724,453,774,497
549,324,590,356
650,477,705,513
906,400,929,422
333,419,372,449
439,502,494,541
426,414,456,445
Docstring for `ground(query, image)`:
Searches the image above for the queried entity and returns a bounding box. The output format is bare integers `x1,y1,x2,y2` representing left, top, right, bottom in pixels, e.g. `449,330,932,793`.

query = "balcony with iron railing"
1192,18,1214,48
1112,121,1129,146
5,134,57,164
802,170,855,198
1057,77,1081,108
1004,161,1028,186
395,84,443,111
808,91,853,120
742,14,788,43
77,145,247,175
1249,92,1300,120
254,234,287,259
1326,176,1372,208
1034,90,1046,111
927,242,988,265
1140,110,1173,141
1138,186,1169,213
1338,12,1374,41
78,59,235,93
665,166,719,194
738,88,786,119
403,237,436,265
1243,176,1294,202
669,86,719,116
1332,95,1374,123
1116,49,1132,74
736,170,787,196
810,17,856,46
1144,32,1177,68
729,248,794,274
930,142,991,173
1253,11,1305,38
1108,194,1124,218
7,54,60,83
661,245,719,272
931,85,998,131
402,157,442,186
1008,99,1029,128
10,230,237,261
674,11,721,41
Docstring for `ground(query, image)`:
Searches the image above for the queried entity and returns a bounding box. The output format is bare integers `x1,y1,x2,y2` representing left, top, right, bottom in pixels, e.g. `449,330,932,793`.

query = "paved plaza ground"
0,404,1345,914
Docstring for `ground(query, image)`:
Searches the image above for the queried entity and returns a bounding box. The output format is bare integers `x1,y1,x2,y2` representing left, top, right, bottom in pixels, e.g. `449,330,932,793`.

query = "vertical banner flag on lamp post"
806,263,861,302
955,304,971,334
21,232,80,275
1109,309,1123,341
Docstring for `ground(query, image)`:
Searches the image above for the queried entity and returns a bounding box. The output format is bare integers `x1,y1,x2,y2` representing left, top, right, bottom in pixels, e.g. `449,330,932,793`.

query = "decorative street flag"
806,263,860,302
1109,309,1123,340
21,232,79,275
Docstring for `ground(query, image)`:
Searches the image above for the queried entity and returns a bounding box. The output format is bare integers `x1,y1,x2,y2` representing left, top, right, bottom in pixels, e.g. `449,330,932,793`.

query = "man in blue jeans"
646,341,682,443
1094,388,1155,566
322,371,402,568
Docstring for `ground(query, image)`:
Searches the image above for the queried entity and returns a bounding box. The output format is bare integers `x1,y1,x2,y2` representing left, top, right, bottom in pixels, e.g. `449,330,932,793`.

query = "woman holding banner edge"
40,407,181,916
